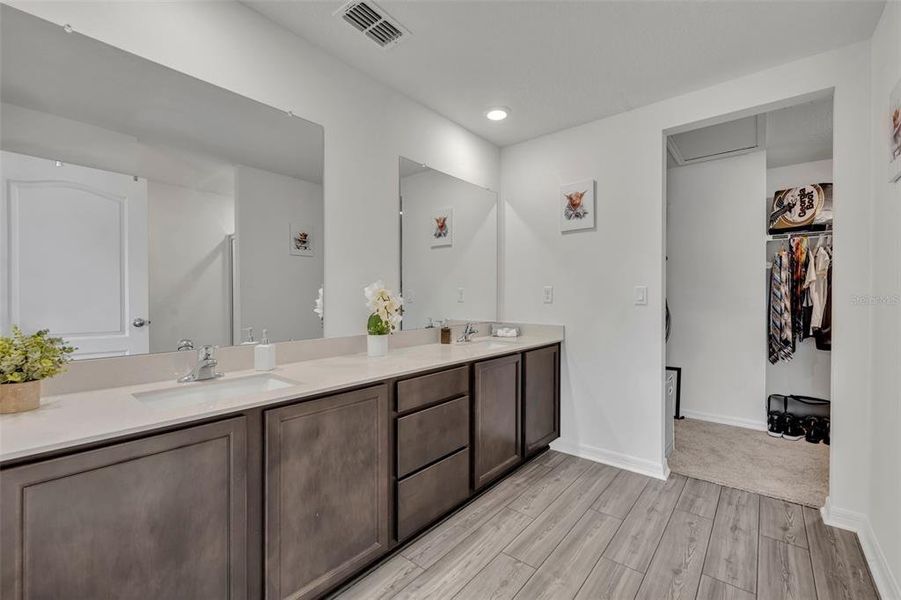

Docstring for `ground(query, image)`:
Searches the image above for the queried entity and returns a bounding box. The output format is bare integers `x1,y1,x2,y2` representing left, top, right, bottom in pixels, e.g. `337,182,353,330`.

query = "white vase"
367,334,389,357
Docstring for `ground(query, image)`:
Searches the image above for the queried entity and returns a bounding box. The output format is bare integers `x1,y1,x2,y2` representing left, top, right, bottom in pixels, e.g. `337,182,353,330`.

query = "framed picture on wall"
890,78,901,183
430,207,454,248
289,223,313,256
560,179,596,232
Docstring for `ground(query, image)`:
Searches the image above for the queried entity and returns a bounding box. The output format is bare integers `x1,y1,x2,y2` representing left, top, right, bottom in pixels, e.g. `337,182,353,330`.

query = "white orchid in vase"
313,286,324,323
364,280,403,335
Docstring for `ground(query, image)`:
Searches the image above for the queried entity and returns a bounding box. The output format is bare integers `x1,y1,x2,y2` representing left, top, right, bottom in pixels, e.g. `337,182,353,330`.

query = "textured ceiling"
245,0,883,147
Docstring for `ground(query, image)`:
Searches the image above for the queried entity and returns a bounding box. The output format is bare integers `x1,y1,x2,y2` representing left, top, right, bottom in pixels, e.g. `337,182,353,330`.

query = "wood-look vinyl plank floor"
332,451,879,600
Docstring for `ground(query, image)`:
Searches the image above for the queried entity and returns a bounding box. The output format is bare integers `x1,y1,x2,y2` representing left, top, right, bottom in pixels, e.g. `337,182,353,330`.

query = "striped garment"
768,250,794,364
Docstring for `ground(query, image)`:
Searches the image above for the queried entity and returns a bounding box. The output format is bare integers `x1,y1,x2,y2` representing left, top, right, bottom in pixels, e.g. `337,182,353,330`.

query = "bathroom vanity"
0,336,561,600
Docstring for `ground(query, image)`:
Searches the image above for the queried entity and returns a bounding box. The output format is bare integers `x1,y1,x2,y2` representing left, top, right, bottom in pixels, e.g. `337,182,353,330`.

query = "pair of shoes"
782,412,804,440
767,410,785,437
804,416,830,444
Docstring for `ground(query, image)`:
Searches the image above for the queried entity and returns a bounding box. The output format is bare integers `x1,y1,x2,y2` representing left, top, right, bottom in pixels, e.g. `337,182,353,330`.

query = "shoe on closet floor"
767,410,785,438
782,412,804,441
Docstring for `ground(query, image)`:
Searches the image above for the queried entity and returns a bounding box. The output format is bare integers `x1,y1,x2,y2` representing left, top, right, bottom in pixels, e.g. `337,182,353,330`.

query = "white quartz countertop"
0,334,561,463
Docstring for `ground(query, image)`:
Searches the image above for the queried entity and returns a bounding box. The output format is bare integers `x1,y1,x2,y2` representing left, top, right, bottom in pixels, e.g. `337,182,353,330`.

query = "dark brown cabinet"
397,447,470,540
0,344,561,600
523,344,561,456
0,417,247,600
264,385,390,600
473,353,522,490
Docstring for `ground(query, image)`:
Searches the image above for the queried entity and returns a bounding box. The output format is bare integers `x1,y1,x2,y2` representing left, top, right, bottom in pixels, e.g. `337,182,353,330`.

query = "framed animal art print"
560,179,596,232
430,207,454,248
289,223,314,256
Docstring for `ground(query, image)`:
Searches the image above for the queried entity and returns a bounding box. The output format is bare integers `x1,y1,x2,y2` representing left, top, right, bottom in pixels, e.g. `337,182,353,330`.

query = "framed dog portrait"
560,179,596,232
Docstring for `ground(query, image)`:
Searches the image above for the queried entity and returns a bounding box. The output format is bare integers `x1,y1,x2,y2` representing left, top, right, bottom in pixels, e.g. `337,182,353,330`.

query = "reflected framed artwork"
431,207,454,247
290,224,314,256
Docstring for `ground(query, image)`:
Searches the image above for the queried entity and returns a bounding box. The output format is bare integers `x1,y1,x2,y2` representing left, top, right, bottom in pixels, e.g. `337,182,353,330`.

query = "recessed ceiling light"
485,107,509,121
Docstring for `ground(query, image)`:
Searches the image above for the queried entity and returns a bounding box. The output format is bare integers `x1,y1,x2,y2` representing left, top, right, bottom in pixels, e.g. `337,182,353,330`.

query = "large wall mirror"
399,157,497,329
0,6,324,359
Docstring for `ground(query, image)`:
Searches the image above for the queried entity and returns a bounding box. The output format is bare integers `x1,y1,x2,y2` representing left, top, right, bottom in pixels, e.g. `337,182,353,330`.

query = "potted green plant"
363,280,402,357
0,327,75,414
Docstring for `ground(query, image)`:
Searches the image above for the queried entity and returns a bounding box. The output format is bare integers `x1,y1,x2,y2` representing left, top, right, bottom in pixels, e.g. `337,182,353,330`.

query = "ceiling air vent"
336,0,410,49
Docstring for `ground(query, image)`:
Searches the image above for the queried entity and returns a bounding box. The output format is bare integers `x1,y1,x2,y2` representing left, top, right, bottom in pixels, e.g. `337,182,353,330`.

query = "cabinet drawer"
397,396,469,478
396,366,469,413
397,448,469,540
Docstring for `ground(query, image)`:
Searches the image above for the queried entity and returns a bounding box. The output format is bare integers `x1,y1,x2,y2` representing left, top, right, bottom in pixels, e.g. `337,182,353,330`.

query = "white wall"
765,159,833,401
666,151,768,429
401,169,497,329
867,2,901,596
8,1,500,339
236,165,323,343
148,181,234,352
501,41,873,514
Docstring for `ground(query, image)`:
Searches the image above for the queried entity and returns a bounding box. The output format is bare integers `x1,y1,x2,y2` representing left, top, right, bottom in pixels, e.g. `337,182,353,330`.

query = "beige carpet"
668,418,829,507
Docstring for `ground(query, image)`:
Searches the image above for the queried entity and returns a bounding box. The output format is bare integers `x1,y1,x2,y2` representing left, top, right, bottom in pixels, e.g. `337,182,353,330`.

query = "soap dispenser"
254,329,276,371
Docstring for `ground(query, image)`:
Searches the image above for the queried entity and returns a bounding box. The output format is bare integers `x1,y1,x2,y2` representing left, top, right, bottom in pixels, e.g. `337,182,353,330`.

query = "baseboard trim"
679,409,767,431
550,439,668,480
821,497,901,600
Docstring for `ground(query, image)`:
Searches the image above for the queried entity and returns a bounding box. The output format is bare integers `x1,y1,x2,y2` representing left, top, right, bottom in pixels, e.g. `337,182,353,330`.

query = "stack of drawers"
395,365,471,540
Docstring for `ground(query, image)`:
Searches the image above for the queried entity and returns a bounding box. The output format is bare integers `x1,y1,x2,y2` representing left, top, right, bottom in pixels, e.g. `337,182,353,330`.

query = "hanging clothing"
809,245,831,334
790,237,810,343
768,250,794,364
814,258,832,351
801,248,816,338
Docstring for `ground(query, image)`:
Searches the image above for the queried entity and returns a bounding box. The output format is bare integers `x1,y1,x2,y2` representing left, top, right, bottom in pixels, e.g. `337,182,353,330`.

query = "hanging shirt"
809,245,831,334
790,237,809,342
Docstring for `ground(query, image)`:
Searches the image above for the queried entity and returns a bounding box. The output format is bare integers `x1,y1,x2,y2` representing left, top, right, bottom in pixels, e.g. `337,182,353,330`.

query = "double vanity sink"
0,332,562,600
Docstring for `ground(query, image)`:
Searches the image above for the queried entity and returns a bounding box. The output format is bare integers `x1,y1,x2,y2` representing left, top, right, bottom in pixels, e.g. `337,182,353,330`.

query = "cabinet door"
473,354,522,490
265,385,389,600
0,418,247,600
524,345,561,456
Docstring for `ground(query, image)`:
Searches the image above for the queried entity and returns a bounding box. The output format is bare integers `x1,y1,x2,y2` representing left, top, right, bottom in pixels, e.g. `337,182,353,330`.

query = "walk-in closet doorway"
661,92,834,509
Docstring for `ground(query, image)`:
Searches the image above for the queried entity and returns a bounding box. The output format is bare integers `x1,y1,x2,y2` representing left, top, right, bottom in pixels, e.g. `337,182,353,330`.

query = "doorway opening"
664,94,833,508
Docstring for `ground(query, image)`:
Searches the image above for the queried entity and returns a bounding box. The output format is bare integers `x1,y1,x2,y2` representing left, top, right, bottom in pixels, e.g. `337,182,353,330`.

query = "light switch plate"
457,287,465,303
634,285,648,305
543,286,554,304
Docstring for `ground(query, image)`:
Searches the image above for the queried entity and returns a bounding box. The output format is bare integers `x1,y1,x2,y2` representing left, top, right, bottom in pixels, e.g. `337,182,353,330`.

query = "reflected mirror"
400,157,497,329
0,6,324,358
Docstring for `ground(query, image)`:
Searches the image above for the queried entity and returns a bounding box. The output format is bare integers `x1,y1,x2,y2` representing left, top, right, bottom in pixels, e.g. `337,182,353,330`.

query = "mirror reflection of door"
1,150,149,358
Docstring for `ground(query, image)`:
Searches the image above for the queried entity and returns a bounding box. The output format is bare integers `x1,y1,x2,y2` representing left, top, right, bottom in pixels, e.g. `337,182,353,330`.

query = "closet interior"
664,94,834,507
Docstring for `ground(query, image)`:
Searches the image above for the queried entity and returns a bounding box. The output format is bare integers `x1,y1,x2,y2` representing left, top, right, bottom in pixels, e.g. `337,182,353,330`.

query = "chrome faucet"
178,345,223,383
457,322,479,343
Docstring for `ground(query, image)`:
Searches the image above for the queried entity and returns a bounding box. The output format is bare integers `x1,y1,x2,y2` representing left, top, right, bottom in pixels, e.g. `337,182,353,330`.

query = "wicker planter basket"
0,380,41,414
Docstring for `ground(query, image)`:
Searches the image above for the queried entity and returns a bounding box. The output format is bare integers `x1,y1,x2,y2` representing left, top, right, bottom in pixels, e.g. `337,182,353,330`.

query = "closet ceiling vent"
335,0,410,49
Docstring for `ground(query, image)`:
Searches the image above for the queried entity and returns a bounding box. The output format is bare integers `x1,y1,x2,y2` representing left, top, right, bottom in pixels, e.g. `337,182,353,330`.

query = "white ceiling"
1,5,324,183
765,96,833,168
245,0,883,147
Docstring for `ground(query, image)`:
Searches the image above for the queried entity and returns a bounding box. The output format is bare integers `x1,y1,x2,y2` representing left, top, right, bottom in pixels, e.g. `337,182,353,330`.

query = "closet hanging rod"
767,230,832,242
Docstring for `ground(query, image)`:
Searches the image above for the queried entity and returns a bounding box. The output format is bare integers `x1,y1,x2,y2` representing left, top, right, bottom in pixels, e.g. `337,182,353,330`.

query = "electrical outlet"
457,287,465,303
634,285,648,305
543,286,554,304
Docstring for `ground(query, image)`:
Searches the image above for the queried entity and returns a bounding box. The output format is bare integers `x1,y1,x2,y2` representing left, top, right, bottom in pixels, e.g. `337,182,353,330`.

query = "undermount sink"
134,374,298,409
462,338,519,350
